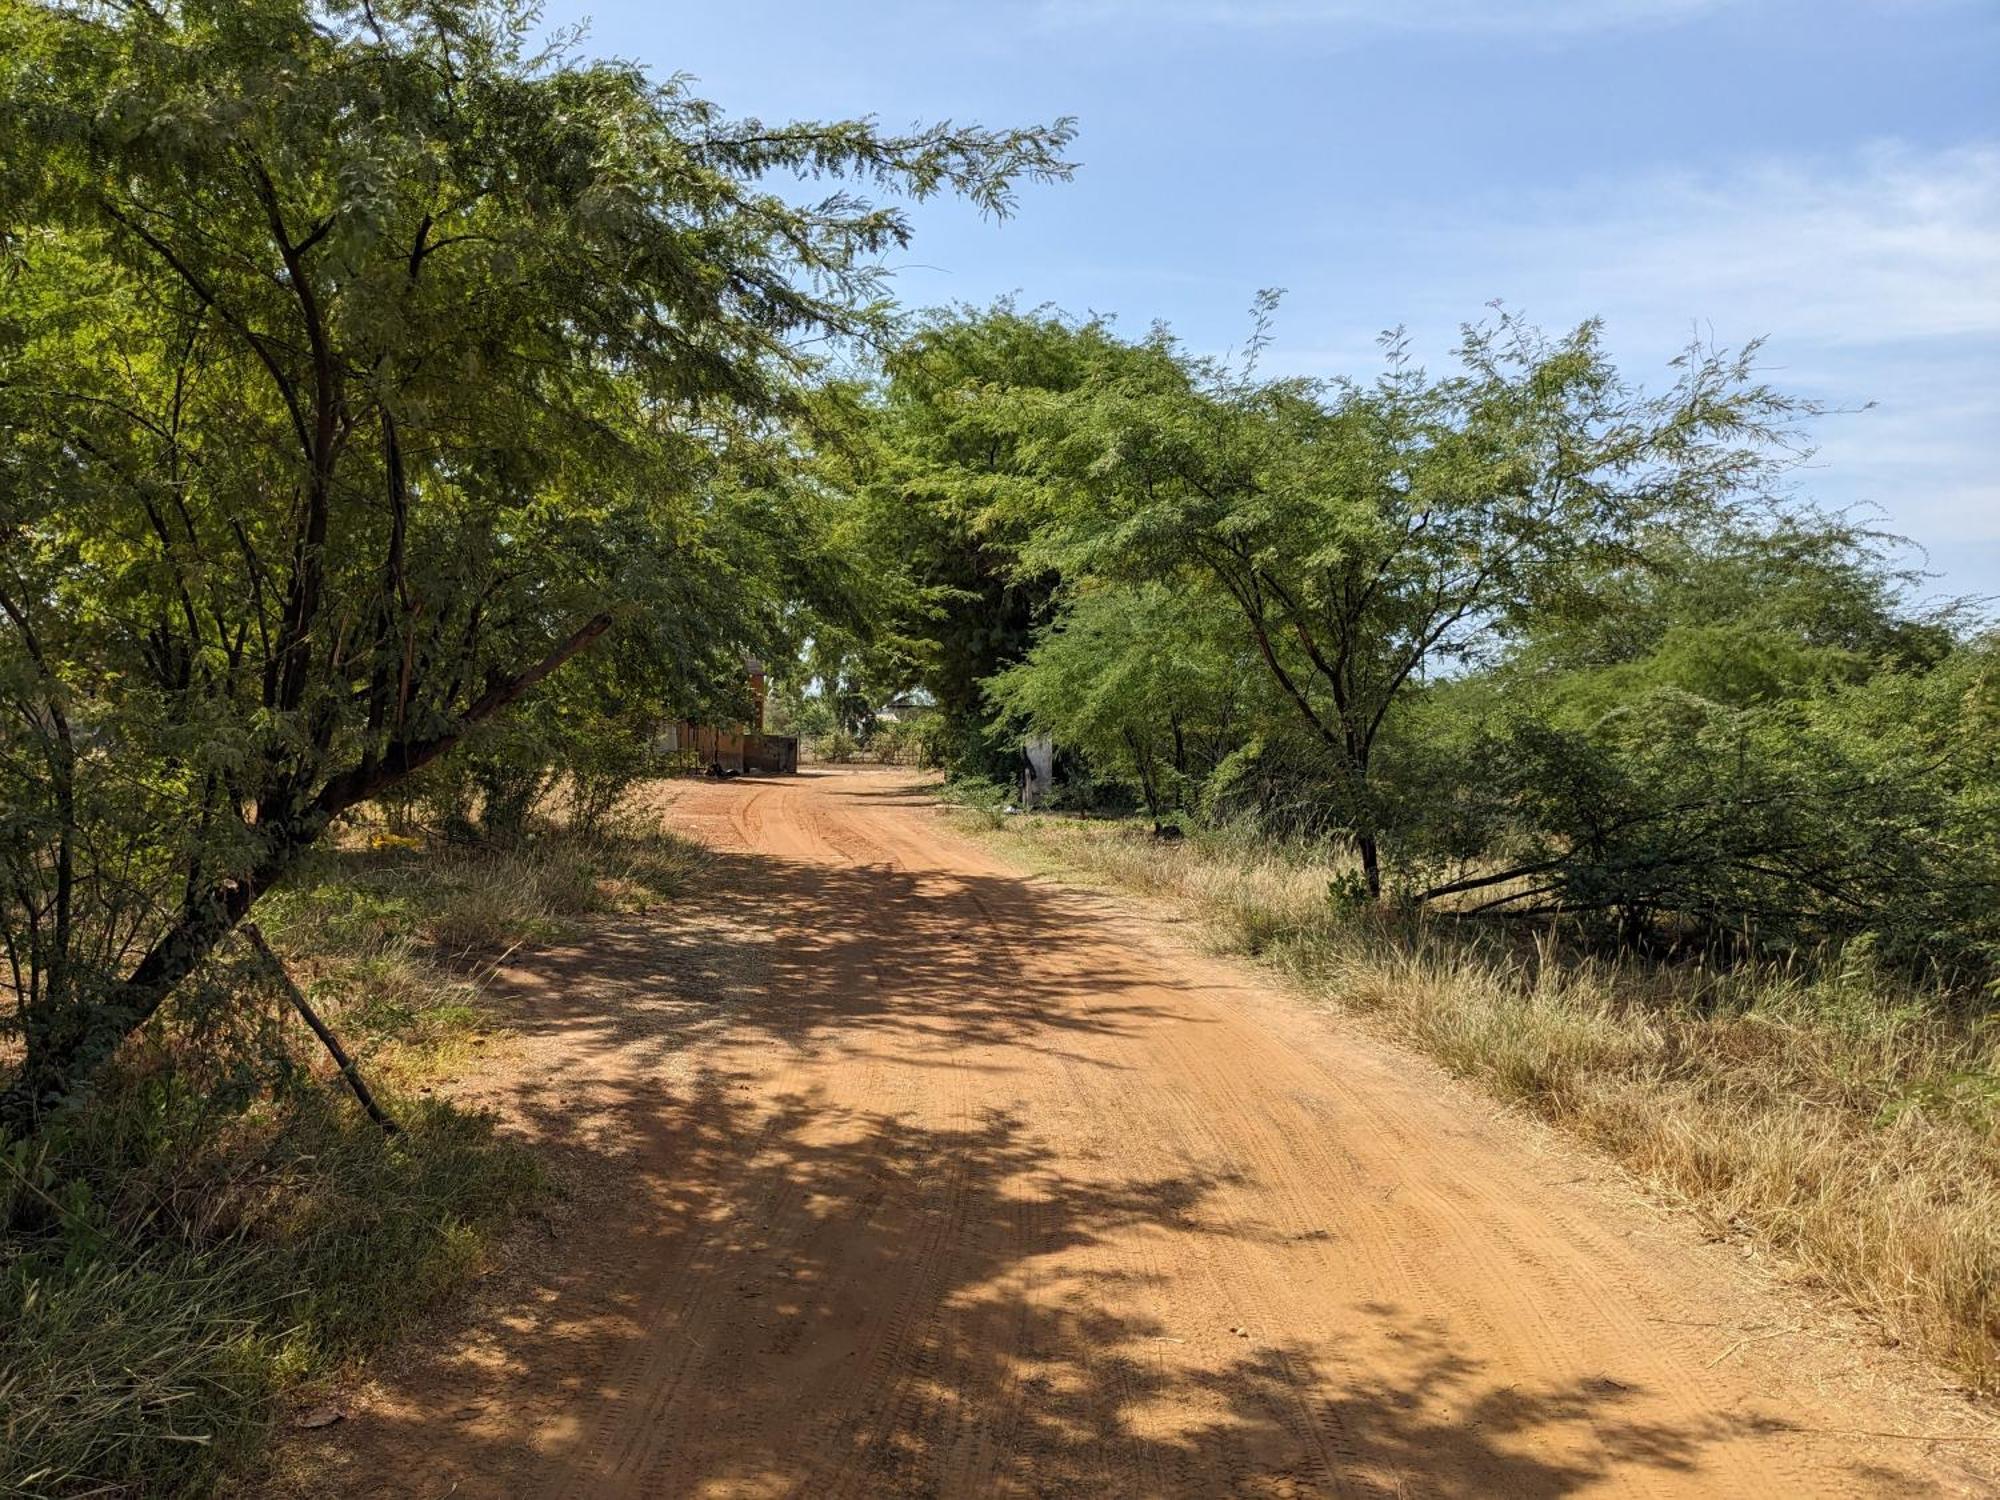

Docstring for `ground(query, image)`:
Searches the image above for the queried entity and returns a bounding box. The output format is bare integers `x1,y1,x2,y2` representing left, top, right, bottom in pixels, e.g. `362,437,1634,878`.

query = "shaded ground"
281,768,2000,1498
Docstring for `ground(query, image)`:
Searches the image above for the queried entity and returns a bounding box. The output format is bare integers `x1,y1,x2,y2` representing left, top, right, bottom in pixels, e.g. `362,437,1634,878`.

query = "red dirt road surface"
289,767,1999,1498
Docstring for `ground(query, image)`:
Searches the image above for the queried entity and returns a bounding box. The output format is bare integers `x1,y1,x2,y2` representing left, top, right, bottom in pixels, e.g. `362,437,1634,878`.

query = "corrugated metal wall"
669,721,797,775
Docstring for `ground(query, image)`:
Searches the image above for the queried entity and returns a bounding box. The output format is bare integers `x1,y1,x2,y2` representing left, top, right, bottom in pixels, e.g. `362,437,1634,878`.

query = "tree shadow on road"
286,784,1931,1499
483,837,1216,1085
306,1072,1819,1497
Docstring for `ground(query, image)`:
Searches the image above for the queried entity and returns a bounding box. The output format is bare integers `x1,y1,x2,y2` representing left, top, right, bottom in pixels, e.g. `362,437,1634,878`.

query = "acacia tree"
844,305,1143,773
985,580,1245,830
0,0,1072,1126
994,307,1810,895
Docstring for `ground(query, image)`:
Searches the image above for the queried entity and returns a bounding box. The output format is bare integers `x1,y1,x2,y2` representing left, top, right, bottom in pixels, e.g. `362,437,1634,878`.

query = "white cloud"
1270,141,2000,368
1495,143,2000,347
1038,0,1731,35
1266,141,2000,583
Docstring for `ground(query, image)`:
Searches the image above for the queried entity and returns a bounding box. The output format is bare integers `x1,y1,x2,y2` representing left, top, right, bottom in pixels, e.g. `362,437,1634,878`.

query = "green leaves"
986,580,1246,823
900,303,1818,890
867,301,1998,973
0,0,1076,1123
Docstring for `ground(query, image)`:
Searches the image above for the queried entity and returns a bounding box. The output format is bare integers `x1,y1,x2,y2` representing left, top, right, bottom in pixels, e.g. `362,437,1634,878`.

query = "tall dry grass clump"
972,811,2000,1393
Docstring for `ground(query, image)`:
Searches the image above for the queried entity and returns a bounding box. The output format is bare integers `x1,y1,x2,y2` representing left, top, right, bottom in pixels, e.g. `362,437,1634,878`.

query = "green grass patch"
1,1085,539,1498
2,798,708,1496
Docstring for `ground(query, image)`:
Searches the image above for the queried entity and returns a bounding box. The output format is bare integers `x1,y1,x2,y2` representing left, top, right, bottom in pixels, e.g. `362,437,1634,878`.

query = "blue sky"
547,0,1999,605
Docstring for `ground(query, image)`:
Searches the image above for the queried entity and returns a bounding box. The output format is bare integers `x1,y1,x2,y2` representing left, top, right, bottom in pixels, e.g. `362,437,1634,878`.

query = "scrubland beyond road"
301,767,1996,1498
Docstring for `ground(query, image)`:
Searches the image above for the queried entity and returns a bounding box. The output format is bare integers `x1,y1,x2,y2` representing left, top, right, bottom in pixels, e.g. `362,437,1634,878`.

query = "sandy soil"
284,766,2000,1498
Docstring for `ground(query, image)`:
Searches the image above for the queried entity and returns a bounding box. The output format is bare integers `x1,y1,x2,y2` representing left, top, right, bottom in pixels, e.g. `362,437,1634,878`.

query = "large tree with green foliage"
0,0,1072,1126
988,305,1812,895
986,580,1245,829
861,304,2000,969
845,304,1144,774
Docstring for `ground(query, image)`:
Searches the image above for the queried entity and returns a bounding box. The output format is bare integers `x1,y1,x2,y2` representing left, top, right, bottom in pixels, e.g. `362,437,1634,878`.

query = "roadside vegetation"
876,302,2000,1394
1,776,705,1497
955,807,2000,1392
1,2,1064,1492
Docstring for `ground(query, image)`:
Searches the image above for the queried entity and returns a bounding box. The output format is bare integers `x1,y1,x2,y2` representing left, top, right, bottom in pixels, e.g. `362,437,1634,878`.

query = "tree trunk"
0,834,299,1135
1124,729,1164,833
1358,832,1382,900
0,612,615,1135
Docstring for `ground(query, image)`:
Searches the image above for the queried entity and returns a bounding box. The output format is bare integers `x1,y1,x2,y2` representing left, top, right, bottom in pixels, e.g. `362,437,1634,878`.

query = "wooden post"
243,922,400,1135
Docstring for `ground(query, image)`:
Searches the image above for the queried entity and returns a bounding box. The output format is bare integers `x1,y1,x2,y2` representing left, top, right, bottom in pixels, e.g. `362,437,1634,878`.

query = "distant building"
664,654,798,775
875,689,936,724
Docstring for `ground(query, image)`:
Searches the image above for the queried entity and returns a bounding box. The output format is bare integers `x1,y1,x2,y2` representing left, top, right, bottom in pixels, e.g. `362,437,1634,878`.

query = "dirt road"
294,767,1997,1498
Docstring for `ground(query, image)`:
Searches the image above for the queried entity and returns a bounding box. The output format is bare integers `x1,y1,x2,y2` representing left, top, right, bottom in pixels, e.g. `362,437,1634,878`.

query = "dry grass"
966,810,2000,1394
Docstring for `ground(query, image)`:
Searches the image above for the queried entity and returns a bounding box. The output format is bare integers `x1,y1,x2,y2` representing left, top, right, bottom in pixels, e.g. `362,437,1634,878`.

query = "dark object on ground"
244,922,399,1135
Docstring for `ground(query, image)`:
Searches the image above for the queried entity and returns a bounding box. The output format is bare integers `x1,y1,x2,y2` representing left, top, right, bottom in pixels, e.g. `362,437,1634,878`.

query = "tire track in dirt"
284,767,2000,1500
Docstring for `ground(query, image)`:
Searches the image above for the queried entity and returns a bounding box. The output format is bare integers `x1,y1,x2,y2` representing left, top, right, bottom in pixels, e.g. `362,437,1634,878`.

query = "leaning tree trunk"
0,836,298,1135
0,612,614,1136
